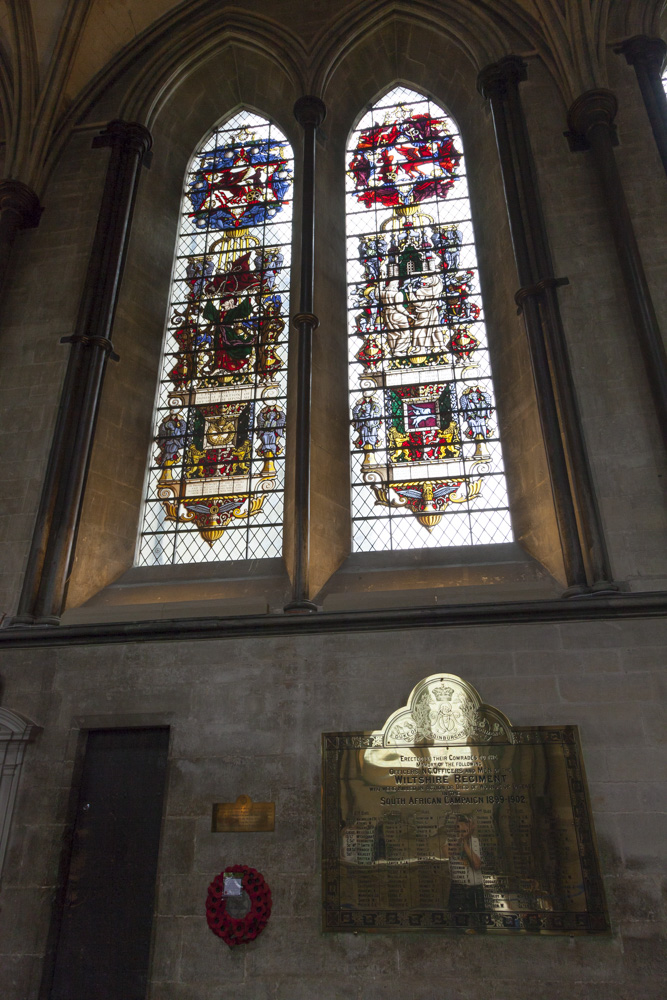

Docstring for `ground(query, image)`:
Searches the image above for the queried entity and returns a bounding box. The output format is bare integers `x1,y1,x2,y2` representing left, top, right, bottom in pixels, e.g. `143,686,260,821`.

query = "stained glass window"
137,111,293,565
346,87,513,552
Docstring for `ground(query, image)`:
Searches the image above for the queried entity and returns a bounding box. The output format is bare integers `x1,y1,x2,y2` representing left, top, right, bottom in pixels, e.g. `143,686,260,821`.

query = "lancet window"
347,88,513,551
137,111,293,565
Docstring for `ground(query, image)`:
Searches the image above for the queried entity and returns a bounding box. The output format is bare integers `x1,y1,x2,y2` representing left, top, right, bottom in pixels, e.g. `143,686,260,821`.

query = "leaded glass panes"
346,87,513,552
137,111,293,565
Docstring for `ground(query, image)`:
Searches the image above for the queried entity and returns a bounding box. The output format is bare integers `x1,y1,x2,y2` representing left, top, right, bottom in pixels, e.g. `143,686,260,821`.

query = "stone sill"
316,542,560,610
61,557,291,624
58,543,559,624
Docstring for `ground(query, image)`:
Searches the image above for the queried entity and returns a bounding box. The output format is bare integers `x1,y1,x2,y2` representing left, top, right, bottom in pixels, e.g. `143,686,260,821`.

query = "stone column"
616,36,667,177
284,96,326,614
479,58,595,595
14,120,152,625
567,90,667,443
0,179,42,296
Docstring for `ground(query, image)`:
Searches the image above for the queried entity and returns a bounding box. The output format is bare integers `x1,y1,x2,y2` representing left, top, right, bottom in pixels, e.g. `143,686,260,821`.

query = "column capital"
92,119,153,161
615,35,667,73
0,179,42,228
293,96,326,129
477,56,527,100
566,89,618,151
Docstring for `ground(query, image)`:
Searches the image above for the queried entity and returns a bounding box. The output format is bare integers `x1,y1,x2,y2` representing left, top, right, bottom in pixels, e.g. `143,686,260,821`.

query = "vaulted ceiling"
0,0,663,194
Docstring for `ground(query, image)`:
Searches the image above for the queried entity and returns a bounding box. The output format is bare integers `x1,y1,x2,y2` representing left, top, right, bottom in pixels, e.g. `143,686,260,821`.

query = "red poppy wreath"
206,865,272,947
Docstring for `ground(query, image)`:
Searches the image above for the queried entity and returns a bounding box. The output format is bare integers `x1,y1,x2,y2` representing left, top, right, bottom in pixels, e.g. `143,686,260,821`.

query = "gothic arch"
0,707,39,880
311,1,665,113
57,8,571,613
43,8,306,190
343,85,513,553
119,20,306,127
308,23,565,595
309,0,516,97
63,40,301,609
137,107,295,566
614,0,665,38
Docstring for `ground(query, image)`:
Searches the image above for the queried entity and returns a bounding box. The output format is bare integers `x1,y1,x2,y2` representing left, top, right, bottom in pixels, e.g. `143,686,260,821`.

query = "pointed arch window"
137,111,293,565
347,87,513,552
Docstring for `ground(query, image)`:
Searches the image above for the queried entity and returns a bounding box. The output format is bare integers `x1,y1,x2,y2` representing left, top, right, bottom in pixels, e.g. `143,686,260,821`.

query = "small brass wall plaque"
212,795,275,833
322,674,609,934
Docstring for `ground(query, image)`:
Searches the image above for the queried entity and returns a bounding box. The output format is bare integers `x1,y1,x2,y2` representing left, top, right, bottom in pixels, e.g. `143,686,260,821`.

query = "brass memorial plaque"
212,795,275,833
322,674,609,934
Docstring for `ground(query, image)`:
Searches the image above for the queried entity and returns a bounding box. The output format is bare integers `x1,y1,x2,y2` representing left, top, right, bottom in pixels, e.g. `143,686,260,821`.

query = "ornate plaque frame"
322,674,609,934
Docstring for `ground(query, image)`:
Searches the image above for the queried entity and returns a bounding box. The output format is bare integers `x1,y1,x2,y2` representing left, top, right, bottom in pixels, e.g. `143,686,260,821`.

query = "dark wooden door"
48,727,169,1000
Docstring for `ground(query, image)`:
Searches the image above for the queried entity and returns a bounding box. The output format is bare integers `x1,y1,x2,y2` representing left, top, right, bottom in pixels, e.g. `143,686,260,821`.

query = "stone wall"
0,130,107,615
0,617,665,999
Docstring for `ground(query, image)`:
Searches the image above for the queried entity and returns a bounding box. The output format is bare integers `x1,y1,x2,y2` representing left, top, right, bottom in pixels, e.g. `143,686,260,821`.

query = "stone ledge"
0,591,665,648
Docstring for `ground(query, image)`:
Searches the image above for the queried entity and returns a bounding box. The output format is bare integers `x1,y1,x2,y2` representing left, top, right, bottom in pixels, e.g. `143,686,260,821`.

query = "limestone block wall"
0,131,107,615
523,54,667,591
0,616,665,1000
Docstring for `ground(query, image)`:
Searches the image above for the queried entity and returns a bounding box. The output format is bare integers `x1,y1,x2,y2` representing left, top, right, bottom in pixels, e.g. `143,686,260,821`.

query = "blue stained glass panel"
137,111,293,565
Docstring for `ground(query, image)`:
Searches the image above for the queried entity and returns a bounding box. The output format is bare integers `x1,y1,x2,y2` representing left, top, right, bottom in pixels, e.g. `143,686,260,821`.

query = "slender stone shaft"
616,36,667,178
567,90,667,444
284,97,326,613
479,58,591,594
14,121,152,625
0,179,41,297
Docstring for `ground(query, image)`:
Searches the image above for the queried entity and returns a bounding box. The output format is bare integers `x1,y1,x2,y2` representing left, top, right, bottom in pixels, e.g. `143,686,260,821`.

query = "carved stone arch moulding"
0,708,40,879
312,0,654,111
375,674,514,746
43,8,306,187
613,0,665,38
310,0,518,98
121,28,306,131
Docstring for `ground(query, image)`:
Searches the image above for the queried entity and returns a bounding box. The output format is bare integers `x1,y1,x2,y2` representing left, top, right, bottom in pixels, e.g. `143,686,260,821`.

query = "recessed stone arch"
309,0,517,98
42,9,307,188
307,16,565,600
64,38,302,610
0,707,39,880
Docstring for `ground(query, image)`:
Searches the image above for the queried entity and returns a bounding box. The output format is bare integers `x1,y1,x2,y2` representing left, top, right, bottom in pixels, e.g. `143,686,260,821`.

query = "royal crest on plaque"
382,674,511,745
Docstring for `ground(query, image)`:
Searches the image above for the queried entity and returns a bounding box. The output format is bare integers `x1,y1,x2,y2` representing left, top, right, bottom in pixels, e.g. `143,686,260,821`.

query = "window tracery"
346,88,513,552
137,111,293,565
137,91,514,571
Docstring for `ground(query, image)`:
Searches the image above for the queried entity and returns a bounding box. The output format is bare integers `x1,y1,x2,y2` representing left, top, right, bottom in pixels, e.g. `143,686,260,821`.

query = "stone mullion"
566,90,667,445
616,35,667,178
13,120,152,625
479,58,590,595
284,96,326,613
